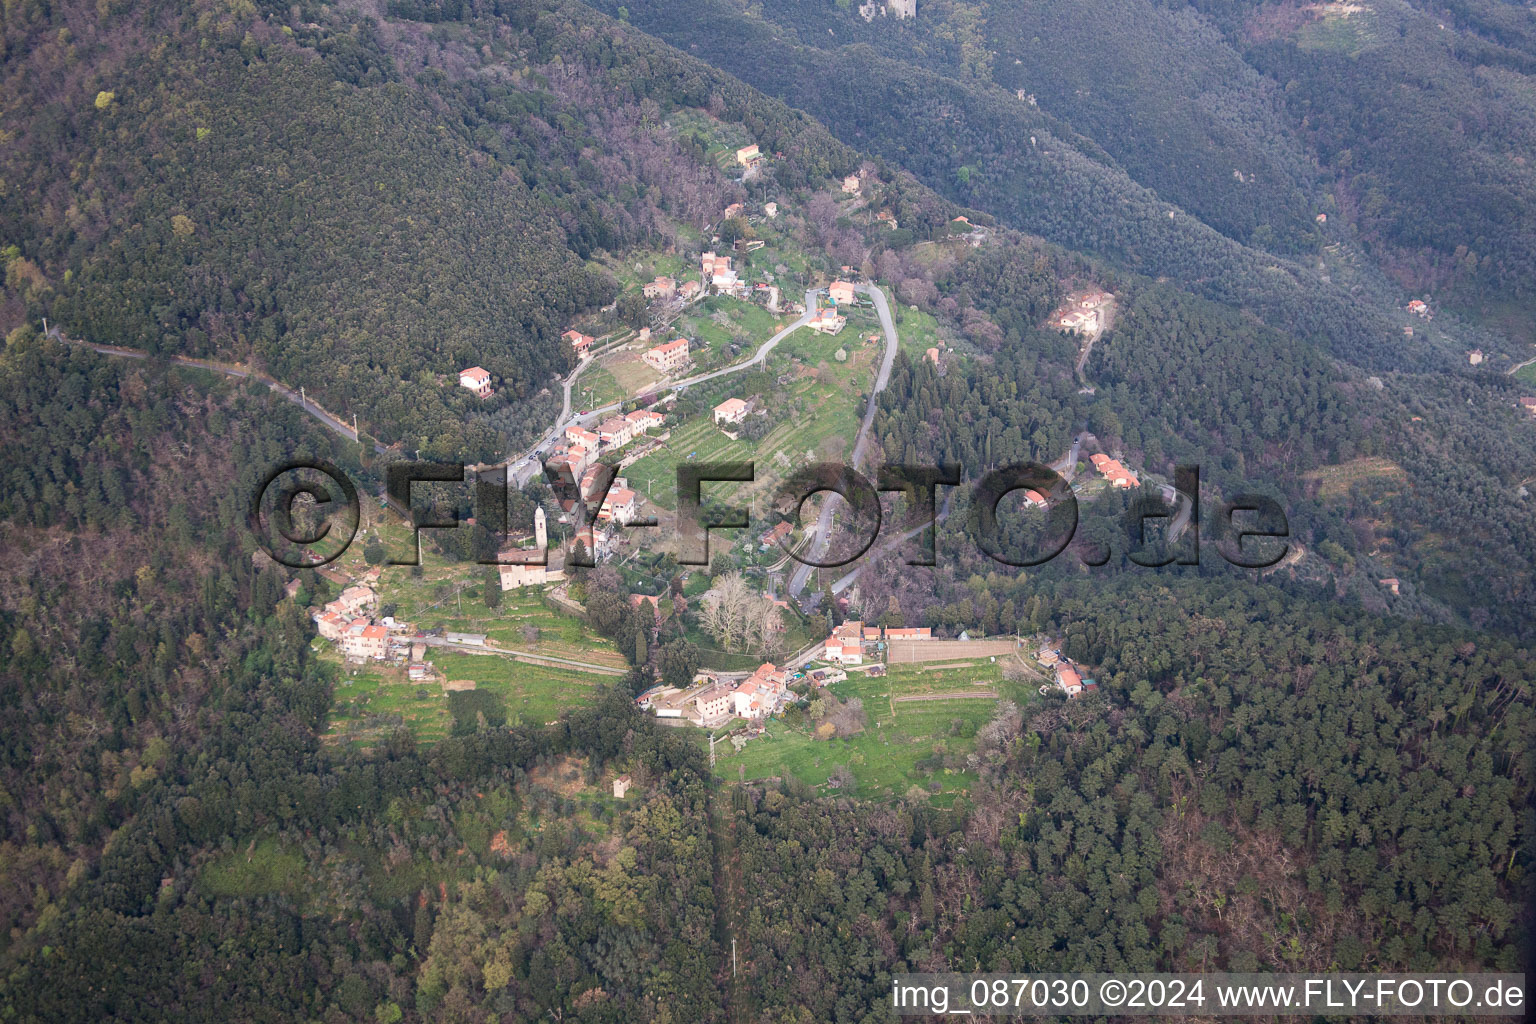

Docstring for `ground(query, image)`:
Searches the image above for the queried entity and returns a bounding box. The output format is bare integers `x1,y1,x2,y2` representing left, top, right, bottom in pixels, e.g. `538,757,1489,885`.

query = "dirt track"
892,691,999,703
888,638,1017,663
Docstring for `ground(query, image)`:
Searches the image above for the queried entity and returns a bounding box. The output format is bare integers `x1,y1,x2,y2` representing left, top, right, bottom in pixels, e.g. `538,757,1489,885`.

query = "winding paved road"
510,290,819,488
789,283,900,602
56,333,386,453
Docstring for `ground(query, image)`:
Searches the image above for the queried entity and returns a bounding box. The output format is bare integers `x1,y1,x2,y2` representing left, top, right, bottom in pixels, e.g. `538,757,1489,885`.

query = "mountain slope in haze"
597,0,1466,375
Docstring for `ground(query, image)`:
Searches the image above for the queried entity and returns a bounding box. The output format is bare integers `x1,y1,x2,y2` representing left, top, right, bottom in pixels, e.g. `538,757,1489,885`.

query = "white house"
459,366,493,398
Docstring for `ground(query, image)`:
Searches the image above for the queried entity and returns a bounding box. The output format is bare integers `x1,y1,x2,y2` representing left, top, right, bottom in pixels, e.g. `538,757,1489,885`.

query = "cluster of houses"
823,620,932,666
1088,452,1139,489
1052,290,1114,336
311,584,427,675
1037,643,1098,698
701,250,747,299
643,661,793,727
547,407,667,483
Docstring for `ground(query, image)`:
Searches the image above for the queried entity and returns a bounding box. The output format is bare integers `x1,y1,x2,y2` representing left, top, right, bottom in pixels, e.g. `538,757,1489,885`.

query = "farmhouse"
562,330,594,359
828,280,856,305
759,521,793,550
807,308,846,335
713,397,749,426
885,627,932,641
735,144,760,166
458,366,493,398
643,276,676,301
1088,452,1139,488
841,174,860,194
641,338,692,374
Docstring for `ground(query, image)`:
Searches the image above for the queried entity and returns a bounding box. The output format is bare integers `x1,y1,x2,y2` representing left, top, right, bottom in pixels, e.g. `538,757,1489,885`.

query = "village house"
1058,309,1099,334
731,662,789,719
1088,452,1139,488
598,488,639,525
713,397,750,426
572,526,614,562
1055,663,1083,697
1469,349,1485,365
1408,299,1429,317
678,280,701,301
807,308,846,335
1380,578,1401,596
629,593,663,621
808,667,846,687
690,683,736,727
759,520,794,551
925,346,941,366
546,445,592,482
314,609,347,641
828,280,857,305
723,202,744,220
458,366,493,398
612,774,633,798
1024,489,1048,508
841,174,860,194
642,276,676,301
562,330,594,359
565,425,600,449
327,585,376,618
499,554,566,591
579,466,615,501
885,627,932,641
764,202,778,219
341,620,389,662
641,337,692,374
824,620,867,665
625,408,666,433
735,144,760,166
597,415,638,448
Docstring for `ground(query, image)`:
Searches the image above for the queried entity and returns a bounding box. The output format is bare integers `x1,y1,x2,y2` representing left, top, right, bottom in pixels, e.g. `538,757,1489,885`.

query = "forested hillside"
0,0,1531,1018
0,0,864,459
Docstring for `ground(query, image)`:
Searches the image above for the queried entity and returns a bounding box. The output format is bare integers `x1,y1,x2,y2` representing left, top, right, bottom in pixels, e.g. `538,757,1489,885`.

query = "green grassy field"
1514,361,1536,385
430,651,611,726
325,659,455,749
704,656,1041,800
710,707,988,802
575,363,626,409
